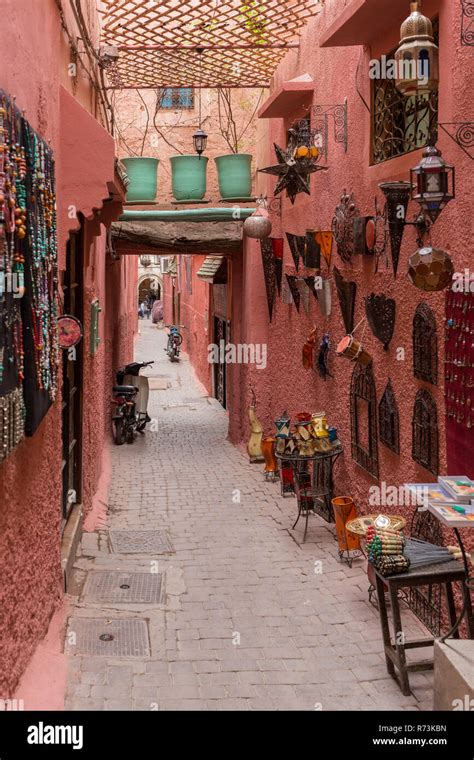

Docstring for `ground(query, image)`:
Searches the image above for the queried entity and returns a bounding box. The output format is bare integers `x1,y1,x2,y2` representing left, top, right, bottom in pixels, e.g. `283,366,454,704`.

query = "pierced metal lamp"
395,0,439,96
410,144,455,224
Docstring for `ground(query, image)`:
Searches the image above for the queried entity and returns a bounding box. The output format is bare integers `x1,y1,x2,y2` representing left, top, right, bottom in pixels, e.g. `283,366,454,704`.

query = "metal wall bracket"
439,122,474,159
311,99,348,161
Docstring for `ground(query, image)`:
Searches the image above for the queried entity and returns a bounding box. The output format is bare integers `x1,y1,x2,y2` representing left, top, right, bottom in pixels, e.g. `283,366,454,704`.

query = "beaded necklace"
24,123,59,398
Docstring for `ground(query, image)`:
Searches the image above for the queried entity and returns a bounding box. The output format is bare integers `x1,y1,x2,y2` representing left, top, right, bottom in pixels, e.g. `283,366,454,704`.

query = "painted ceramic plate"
58,315,83,348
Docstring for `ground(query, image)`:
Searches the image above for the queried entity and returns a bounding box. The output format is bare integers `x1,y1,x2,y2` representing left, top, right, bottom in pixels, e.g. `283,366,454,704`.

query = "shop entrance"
61,229,84,526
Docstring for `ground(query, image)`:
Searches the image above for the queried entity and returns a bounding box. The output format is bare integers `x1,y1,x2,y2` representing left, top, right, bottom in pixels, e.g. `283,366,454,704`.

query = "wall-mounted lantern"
410,144,455,223
192,128,208,159
395,0,439,96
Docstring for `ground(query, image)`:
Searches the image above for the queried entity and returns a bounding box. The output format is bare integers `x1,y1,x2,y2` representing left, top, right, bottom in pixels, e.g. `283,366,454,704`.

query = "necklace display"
0,90,59,463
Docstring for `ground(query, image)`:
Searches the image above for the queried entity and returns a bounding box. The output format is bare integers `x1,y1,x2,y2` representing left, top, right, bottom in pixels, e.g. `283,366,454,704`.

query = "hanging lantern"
407,245,454,292
193,128,208,159
243,200,272,239
394,1,439,96
410,145,455,224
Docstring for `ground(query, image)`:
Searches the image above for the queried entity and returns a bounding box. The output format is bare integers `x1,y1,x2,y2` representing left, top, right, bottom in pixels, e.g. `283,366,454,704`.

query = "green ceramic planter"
121,157,159,202
215,153,253,200
170,155,208,201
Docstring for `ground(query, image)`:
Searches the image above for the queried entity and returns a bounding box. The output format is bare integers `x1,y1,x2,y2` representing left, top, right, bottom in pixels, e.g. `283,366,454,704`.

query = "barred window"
371,20,439,165
160,88,194,109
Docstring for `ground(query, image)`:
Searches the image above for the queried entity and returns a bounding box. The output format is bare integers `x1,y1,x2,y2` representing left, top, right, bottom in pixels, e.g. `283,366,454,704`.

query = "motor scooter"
111,360,154,444
164,325,185,362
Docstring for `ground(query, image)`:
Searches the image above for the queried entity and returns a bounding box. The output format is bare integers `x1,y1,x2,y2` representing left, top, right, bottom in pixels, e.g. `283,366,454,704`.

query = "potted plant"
170,154,208,201
121,156,160,202
214,88,259,200
118,90,184,203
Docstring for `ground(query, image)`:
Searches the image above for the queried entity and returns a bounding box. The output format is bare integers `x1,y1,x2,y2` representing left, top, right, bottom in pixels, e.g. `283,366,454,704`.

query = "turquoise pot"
215,153,253,200
170,155,208,201
122,157,159,202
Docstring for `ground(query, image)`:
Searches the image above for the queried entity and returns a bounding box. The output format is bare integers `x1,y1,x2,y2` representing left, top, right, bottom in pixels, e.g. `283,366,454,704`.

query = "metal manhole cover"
65,617,150,657
109,530,174,554
83,572,164,604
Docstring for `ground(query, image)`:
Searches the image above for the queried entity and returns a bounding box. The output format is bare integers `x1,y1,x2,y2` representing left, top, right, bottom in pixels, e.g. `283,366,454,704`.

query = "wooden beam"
111,220,242,255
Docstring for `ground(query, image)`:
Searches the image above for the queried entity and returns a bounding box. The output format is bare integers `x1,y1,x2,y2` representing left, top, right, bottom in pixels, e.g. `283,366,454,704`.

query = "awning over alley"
196,255,228,283
100,0,321,88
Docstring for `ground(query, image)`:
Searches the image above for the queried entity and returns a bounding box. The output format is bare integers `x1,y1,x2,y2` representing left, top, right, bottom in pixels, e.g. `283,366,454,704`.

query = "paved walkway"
65,320,434,711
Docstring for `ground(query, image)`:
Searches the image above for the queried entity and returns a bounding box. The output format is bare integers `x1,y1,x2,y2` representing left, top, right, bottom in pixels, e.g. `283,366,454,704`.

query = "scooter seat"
113,385,139,395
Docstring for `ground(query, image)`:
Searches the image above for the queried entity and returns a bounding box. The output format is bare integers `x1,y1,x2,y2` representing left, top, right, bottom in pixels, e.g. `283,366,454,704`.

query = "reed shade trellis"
100,0,319,88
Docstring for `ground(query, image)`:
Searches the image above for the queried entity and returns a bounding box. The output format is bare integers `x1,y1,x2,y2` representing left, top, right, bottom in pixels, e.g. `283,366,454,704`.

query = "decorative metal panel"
350,363,379,479
413,302,438,385
412,389,439,475
365,293,396,350
332,191,360,263
379,379,400,454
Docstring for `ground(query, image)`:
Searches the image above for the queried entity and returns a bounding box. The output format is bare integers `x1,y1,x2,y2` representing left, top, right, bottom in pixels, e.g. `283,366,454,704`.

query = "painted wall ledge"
319,0,440,48
258,74,315,119
58,86,125,248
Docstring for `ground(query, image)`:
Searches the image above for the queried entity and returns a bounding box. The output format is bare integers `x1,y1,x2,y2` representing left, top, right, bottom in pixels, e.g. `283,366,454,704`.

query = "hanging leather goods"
302,327,317,370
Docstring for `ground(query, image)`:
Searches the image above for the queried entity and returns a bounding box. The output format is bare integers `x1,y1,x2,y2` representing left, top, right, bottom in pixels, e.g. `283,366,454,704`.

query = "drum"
336,334,372,366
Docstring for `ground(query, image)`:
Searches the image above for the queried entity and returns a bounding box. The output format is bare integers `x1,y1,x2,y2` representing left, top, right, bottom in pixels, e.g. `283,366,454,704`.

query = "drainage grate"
65,617,150,657
109,530,174,555
83,572,164,604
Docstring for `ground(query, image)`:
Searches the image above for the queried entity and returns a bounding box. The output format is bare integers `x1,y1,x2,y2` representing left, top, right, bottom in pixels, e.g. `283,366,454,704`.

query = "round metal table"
276,444,343,542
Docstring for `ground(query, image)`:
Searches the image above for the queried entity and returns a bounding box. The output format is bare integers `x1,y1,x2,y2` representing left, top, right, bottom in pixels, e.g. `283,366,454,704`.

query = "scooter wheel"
126,426,135,444
113,418,125,446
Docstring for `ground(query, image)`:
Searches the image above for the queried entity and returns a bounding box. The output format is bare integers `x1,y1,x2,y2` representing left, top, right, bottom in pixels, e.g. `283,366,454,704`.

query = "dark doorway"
61,230,84,526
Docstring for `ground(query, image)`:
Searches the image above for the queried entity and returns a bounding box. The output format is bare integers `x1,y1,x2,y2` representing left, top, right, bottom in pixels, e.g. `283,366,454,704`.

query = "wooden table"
374,558,473,696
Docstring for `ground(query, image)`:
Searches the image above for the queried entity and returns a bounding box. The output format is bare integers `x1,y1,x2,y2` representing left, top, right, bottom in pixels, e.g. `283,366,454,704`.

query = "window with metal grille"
159,88,194,109
412,388,439,475
413,302,438,385
371,20,439,165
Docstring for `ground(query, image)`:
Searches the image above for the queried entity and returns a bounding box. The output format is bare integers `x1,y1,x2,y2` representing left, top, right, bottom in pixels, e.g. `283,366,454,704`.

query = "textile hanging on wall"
272,238,283,295
281,274,293,305
296,279,310,315
184,255,192,295
285,274,301,312
0,90,59,451
260,238,277,322
286,233,305,272
304,276,318,301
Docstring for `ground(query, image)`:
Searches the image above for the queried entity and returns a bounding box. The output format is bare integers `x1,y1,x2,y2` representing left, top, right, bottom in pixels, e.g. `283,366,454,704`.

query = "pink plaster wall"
233,0,473,536
0,0,137,697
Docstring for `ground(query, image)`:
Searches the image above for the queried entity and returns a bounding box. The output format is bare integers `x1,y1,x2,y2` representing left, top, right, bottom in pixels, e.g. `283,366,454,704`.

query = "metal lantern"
407,245,454,292
395,1,439,96
410,145,455,224
193,128,208,159
243,201,272,239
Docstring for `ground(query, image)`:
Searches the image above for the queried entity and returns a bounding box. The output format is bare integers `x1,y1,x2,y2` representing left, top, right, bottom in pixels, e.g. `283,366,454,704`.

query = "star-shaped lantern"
259,129,327,204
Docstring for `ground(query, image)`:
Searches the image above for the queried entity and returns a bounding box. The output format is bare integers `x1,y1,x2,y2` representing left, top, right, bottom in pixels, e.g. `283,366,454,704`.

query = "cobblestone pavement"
65,320,434,711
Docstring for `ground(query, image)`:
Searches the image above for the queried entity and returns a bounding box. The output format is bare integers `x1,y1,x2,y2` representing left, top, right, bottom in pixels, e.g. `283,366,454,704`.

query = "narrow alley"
64,322,432,712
